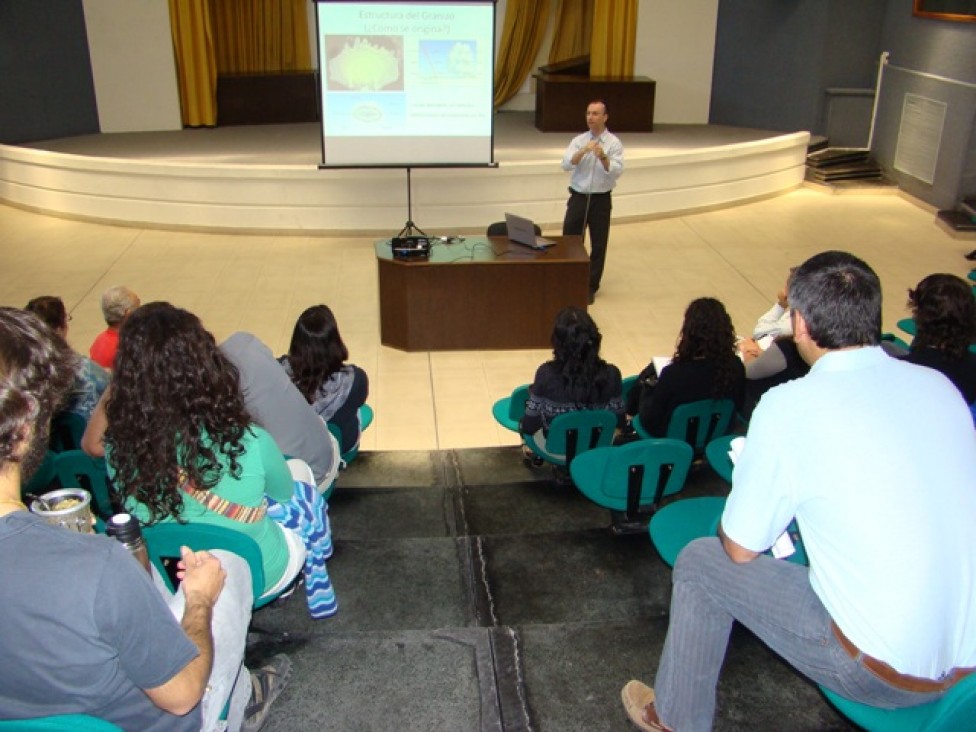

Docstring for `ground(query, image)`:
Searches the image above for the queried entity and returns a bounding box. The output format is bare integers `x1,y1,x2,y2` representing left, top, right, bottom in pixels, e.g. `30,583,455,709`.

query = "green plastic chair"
821,672,976,732
570,439,694,533
142,521,283,609
491,383,530,432
22,449,59,499
897,317,917,337
649,496,728,567
705,434,738,483
634,398,736,455
49,411,88,453
649,494,809,567
0,715,122,731
53,450,115,520
522,409,617,468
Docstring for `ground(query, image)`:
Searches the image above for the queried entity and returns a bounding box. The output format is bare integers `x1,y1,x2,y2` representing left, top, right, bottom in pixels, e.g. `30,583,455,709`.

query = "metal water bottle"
105,513,152,574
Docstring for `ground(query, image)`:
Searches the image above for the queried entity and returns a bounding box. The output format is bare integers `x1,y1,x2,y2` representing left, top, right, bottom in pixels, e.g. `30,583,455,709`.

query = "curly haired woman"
630,297,745,437
901,273,976,405
519,306,626,447
278,304,369,455
83,302,336,618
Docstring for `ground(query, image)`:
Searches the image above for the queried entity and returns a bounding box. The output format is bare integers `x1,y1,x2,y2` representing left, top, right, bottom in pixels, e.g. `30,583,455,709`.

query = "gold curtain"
168,0,217,127
548,0,593,65
589,0,637,76
210,0,312,74
493,0,552,108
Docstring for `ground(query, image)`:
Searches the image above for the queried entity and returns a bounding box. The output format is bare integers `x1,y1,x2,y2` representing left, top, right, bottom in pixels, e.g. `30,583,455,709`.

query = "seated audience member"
741,337,810,419
83,304,337,618
898,273,976,405
0,307,290,732
221,331,341,491
520,306,626,450
89,285,140,369
628,297,745,437
24,295,109,422
279,305,369,455
621,252,976,732
738,268,795,360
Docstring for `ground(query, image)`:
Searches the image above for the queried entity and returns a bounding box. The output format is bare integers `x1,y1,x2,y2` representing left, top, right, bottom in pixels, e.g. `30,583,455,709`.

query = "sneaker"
620,680,673,732
241,654,292,732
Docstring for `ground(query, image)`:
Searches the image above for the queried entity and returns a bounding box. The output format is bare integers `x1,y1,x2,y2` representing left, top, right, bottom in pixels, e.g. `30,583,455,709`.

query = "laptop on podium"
504,212,556,250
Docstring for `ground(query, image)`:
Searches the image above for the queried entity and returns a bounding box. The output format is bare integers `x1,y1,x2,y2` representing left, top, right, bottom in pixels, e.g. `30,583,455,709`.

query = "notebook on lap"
504,212,555,250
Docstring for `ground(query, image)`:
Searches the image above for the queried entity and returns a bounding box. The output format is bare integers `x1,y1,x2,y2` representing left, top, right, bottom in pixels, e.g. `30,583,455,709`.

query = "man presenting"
621,251,976,731
561,100,624,304
0,308,289,731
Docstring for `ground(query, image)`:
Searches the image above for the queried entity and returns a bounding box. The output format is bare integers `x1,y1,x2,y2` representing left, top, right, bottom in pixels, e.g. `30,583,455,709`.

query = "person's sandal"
241,654,292,732
621,680,674,732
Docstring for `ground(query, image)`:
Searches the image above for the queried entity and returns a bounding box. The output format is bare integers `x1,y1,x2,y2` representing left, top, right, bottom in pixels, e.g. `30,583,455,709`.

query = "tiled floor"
1,188,971,451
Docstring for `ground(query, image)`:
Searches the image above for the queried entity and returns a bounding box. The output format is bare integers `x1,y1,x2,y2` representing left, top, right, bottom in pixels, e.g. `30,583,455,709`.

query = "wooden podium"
376,236,590,351
533,56,655,133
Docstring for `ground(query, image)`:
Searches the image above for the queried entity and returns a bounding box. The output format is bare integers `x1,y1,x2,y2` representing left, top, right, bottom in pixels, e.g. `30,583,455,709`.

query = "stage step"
803,146,895,190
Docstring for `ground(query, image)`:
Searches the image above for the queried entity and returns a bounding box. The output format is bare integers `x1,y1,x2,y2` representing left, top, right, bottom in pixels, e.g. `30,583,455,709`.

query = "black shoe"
966,249,976,261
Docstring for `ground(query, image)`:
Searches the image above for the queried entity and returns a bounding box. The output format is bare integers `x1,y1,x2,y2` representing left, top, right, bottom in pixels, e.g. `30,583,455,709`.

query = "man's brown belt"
831,621,975,693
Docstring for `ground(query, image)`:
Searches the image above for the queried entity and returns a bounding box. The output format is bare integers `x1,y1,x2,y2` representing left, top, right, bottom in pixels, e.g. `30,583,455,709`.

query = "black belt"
569,188,611,196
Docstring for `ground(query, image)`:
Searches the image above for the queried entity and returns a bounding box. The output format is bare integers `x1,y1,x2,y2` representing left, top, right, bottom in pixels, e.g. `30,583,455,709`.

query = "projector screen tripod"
397,168,429,239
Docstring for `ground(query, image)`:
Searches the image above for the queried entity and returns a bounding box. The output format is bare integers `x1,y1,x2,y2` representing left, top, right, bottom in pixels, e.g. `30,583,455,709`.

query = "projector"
391,236,432,259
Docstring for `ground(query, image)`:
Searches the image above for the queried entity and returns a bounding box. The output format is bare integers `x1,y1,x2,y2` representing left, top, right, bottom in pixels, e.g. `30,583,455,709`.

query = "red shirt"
89,327,119,369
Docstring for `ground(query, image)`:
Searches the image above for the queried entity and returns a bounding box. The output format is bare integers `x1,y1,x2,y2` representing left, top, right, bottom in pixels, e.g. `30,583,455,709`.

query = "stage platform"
0,112,810,234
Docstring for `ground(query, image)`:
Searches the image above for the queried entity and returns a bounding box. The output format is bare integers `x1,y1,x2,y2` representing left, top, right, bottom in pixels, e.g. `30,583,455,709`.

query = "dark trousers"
563,188,612,293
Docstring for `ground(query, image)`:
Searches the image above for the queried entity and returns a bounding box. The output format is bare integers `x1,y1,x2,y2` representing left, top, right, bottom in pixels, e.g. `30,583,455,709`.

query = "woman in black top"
901,274,976,405
630,297,745,436
520,306,625,441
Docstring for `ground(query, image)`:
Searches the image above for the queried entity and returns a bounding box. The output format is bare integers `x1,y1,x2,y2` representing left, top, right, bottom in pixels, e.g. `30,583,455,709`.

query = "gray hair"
100,286,140,326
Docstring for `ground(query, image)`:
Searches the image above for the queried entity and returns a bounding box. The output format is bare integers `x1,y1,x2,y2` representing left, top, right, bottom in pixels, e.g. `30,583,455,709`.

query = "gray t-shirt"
0,512,199,730
220,331,334,484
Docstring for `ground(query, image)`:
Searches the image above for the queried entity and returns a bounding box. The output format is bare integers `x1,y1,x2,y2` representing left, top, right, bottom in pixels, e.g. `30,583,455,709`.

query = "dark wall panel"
0,0,98,143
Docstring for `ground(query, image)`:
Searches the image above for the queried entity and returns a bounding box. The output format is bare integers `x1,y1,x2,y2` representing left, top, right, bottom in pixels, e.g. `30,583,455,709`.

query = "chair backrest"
821,670,976,732
492,384,530,432
0,715,122,731
49,412,88,453
142,522,267,606
52,450,115,520
572,439,693,517
648,496,727,567
544,409,618,465
666,399,735,454
486,221,541,237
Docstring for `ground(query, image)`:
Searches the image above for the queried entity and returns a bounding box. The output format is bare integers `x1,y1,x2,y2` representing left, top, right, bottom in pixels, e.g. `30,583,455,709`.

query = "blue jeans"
654,538,943,731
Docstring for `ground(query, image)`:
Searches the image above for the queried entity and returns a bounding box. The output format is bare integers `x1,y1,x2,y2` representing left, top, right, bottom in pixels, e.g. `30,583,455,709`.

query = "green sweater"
113,425,295,595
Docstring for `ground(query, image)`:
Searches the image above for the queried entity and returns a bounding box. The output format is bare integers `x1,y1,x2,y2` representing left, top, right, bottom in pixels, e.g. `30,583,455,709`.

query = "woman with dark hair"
519,306,625,445
279,305,368,455
24,295,109,423
84,302,337,617
630,297,746,436
901,273,976,404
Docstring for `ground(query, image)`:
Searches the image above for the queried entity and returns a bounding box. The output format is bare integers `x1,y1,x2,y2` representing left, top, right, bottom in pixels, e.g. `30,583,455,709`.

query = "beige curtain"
210,0,312,74
548,0,593,65
589,0,637,76
494,0,553,108
168,0,218,127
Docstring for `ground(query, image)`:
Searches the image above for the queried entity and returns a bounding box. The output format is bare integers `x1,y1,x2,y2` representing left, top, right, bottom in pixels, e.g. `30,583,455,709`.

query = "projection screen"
315,0,496,167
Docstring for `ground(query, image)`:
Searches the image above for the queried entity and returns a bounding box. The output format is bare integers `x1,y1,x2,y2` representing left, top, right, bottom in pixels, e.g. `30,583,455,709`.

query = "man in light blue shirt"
561,100,624,303
622,251,976,732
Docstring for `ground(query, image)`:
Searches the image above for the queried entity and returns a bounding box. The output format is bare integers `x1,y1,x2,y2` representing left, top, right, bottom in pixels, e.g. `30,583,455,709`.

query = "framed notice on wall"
913,0,976,22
